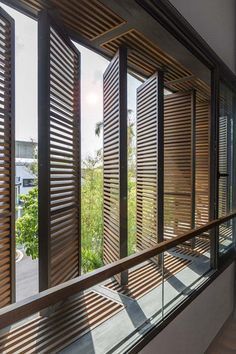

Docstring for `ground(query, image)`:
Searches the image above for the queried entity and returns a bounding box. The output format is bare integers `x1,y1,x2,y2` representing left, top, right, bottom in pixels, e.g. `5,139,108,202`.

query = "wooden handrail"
0,211,235,330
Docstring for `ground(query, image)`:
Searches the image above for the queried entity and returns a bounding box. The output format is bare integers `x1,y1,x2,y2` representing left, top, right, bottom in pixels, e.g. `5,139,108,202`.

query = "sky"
0,2,141,159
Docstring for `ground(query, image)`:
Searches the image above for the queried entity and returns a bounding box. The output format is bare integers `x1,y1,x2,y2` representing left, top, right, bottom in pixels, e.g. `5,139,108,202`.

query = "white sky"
0,2,141,159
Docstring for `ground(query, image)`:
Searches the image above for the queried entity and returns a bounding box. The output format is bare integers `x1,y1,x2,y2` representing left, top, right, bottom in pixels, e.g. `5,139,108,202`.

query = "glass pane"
219,83,236,254
163,233,212,317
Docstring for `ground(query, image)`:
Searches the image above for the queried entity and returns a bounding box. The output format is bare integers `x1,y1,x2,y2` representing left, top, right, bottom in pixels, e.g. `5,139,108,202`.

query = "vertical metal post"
210,68,219,269
38,11,51,291
190,90,196,248
76,52,82,275
9,12,16,304
119,47,128,285
157,71,164,243
232,92,236,247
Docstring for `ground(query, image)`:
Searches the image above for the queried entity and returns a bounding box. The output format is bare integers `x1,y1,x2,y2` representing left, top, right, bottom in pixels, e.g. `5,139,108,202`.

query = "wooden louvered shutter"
38,11,80,291
0,8,15,308
195,102,210,226
164,92,195,240
103,47,128,285
218,115,230,217
136,72,164,250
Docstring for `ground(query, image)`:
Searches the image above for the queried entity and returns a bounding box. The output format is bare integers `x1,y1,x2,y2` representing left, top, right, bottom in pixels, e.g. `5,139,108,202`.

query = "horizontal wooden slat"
195,101,210,226
136,72,163,250
20,0,125,40
38,12,80,291
0,8,14,309
164,92,194,240
103,48,128,285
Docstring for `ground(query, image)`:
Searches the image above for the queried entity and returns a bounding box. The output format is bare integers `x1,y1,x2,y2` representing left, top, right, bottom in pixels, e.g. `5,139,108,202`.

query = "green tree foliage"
81,152,103,272
128,171,136,255
16,187,38,259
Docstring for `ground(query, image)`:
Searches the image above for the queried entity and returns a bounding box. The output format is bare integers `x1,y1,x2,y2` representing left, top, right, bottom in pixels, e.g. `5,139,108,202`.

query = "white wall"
141,262,235,354
169,0,236,74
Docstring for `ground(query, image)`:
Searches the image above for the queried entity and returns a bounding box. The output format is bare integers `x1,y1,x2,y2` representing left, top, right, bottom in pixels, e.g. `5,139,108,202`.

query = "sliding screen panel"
38,11,80,290
164,92,195,240
103,48,127,285
0,8,15,308
218,115,230,218
136,72,164,250
195,101,210,226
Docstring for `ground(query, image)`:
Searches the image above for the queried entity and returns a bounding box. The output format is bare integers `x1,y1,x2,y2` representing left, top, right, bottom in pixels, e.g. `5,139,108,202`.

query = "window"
218,82,236,254
23,178,35,187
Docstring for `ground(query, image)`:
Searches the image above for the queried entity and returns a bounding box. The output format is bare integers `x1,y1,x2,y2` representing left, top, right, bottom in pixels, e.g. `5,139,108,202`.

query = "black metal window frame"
0,1,235,353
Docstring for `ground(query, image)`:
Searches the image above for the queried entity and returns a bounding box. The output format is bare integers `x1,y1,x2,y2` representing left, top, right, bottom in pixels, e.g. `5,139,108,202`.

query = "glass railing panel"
219,217,235,255
162,232,212,318
1,216,235,354
0,258,165,354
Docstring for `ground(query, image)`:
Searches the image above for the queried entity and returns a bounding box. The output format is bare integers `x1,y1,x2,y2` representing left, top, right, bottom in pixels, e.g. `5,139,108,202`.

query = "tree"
16,187,38,259
81,151,103,272
16,142,38,258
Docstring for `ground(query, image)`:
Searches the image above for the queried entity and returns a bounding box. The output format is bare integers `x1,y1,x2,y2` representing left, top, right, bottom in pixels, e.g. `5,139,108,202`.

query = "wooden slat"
15,1,211,103
38,11,80,291
164,92,195,240
218,115,230,217
101,29,190,82
0,8,15,308
218,112,233,243
136,72,164,250
195,101,210,226
103,47,128,285
19,0,125,40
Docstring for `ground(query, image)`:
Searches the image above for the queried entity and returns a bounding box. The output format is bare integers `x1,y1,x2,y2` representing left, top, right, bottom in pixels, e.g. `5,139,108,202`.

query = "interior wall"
169,0,236,74
140,262,235,354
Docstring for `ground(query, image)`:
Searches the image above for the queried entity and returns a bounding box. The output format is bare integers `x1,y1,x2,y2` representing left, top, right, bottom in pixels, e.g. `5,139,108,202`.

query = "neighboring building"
15,141,37,218
15,160,36,197
15,140,37,159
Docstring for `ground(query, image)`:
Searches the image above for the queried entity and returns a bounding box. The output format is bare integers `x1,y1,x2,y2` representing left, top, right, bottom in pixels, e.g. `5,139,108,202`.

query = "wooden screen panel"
136,72,164,250
195,102,210,226
103,47,127,285
218,115,230,217
0,8,15,308
164,92,195,240
38,11,80,290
